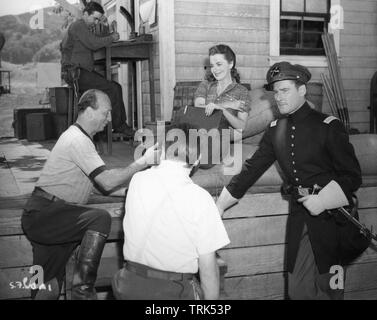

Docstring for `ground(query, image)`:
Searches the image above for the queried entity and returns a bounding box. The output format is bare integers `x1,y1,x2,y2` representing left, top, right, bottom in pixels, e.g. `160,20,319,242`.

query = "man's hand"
136,143,161,166
215,187,238,217
298,195,325,216
111,32,120,41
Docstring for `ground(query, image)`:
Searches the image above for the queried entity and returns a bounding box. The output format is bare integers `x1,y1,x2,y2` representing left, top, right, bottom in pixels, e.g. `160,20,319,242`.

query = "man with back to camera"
112,124,230,300
21,89,160,300
60,1,134,137
215,62,369,299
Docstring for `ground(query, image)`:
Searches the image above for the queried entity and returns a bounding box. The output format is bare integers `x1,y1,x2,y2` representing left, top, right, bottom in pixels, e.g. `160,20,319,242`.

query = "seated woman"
194,44,251,131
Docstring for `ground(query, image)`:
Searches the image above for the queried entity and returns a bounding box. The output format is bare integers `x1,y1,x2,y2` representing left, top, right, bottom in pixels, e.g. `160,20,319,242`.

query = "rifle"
302,184,377,243
336,206,377,243
298,184,377,241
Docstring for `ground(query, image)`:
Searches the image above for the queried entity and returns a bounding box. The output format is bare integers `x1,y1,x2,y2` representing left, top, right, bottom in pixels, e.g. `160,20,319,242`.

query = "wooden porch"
0,137,376,300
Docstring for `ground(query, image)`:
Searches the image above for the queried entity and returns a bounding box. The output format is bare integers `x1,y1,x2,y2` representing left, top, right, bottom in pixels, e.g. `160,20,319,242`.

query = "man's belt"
32,187,61,202
124,260,194,281
283,184,322,199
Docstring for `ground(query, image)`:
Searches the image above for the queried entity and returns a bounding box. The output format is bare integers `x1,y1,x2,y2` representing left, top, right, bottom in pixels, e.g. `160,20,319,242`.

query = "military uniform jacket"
226,102,362,273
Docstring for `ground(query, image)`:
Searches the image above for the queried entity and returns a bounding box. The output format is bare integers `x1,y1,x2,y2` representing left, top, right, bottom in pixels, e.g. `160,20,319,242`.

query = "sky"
0,0,79,17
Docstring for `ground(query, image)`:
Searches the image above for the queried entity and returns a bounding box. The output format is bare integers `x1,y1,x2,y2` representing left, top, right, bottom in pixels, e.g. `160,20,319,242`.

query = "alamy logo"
28,3,45,30
329,5,344,30
329,265,344,290
9,265,51,291
134,125,243,175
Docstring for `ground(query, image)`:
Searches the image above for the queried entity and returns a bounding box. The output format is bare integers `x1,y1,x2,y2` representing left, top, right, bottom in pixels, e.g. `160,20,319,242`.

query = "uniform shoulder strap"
323,115,338,124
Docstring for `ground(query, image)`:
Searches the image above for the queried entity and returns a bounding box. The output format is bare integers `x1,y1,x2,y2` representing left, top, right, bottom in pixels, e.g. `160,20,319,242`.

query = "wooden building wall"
141,25,160,122
174,0,270,89
338,0,377,133
171,0,377,132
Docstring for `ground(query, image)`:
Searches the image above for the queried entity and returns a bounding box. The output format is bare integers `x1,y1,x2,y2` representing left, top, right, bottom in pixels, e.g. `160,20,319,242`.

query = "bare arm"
94,164,144,193
93,186,127,197
196,97,248,130
94,143,160,194
194,97,206,108
198,251,220,300
108,187,127,197
222,108,248,130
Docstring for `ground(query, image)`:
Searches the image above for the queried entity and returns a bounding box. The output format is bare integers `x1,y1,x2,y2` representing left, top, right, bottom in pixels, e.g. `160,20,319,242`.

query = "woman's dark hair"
206,44,241,83
84,1,105,15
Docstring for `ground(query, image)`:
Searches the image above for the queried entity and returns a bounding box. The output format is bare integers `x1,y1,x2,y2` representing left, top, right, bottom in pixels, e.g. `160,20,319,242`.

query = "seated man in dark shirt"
61,1,134,137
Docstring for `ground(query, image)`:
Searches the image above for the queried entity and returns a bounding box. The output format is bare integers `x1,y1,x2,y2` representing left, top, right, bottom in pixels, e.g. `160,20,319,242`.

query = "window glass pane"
306,0,328,13
303,33,323,48
303,19,325,32
302,20,324,48
281,0,304,12
280,19,301,48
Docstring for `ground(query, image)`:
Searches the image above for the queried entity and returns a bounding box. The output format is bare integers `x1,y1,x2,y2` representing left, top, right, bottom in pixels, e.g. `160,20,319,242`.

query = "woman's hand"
221,98,246,112
205,103,223,116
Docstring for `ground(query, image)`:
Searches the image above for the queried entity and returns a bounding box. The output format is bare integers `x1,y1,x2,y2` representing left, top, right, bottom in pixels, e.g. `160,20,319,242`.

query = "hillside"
0,6,69,64
0,62,44,138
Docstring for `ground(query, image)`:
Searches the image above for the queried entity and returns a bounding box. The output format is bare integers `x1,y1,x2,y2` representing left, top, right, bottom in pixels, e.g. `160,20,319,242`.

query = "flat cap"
266,61,311,86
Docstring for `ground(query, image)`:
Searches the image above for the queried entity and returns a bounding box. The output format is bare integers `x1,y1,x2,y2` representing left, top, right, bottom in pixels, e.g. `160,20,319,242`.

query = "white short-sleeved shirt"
123,160,230,274
36,125,105,204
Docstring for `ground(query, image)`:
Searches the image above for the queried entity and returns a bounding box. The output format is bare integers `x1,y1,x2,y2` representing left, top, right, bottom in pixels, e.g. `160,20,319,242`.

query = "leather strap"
32,187,61,202
125,260,194,281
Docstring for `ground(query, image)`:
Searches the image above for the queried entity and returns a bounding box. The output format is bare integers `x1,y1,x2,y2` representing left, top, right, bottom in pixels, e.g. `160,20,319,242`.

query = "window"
280,0,330,55
270,0,339,67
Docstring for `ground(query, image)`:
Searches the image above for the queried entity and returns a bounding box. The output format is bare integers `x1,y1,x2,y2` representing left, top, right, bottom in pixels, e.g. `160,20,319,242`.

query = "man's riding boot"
72,230,107,300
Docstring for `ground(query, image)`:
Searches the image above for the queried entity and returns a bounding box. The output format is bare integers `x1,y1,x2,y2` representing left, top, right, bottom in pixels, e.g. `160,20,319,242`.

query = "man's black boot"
72,230,107,300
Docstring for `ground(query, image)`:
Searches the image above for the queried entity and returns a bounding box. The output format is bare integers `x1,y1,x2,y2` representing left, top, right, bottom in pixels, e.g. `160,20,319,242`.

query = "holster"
328,195,359,226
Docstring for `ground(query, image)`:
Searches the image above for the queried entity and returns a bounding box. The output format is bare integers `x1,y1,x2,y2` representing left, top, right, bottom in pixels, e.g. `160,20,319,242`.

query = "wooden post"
106,46,113,155
148,45,155,122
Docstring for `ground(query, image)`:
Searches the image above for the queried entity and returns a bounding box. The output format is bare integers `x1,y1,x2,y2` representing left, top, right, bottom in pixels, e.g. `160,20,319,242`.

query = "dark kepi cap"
266,61,311,87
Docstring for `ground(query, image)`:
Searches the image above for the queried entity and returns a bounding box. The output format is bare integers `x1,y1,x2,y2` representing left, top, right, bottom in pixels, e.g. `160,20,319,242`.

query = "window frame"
269,0,340,67
280,0,330,56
